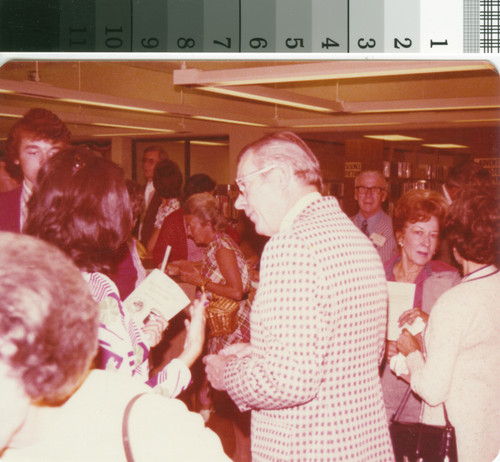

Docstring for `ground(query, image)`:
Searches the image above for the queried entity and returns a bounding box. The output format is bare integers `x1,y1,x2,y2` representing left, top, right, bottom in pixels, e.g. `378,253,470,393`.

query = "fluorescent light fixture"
422,144,468,149
0,79,170,115
91,122,175,133
293,122,399,128
359,104,500,114
365,134,423,141
200,85,343,113
92,132,167,137
185,140,228,146
453,118,500,123
58,98,168,115
0,113,23,119
0,79,268,126
190,115,267,127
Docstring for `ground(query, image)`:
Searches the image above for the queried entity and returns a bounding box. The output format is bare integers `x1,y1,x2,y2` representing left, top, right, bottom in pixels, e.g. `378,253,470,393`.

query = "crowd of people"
0,107,499,462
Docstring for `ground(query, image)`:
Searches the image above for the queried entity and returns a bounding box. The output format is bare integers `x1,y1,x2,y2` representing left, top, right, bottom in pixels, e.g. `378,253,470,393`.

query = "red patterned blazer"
224,196,394,461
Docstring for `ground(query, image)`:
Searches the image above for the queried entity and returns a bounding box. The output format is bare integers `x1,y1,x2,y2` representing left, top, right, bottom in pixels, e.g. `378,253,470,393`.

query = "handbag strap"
390,384,413,422
122,393,147,462
442,403,453,428
391,384,453,429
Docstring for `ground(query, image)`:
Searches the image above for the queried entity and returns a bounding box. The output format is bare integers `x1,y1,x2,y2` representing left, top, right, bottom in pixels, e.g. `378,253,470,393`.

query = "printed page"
123,269,191,324
386,281,416,341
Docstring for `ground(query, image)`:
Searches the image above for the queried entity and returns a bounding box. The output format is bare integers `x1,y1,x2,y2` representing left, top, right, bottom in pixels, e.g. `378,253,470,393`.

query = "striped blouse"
83,271,191,398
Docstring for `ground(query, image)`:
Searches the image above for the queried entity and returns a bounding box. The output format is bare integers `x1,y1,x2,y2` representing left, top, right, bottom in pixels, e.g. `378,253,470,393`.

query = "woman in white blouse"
397,185,500,462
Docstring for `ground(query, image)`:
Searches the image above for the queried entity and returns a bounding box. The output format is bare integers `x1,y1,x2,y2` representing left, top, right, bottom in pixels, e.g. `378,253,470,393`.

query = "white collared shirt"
279,191,322,233
144,179,155,209
20,180,32,231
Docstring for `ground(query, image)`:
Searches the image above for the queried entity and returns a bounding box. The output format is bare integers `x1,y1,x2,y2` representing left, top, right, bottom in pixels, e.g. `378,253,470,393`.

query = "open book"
123,269,191,324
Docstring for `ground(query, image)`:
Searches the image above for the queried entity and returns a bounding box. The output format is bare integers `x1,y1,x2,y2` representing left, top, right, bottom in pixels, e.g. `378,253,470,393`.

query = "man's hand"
203,353,235,391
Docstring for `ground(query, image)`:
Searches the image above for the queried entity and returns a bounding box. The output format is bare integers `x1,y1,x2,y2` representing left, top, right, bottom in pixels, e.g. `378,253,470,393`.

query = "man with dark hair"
0,108,71,232
183,173,216,201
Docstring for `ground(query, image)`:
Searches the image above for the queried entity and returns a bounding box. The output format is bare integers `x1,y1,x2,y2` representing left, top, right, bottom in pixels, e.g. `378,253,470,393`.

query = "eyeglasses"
355,186,385,195
235,164,277,195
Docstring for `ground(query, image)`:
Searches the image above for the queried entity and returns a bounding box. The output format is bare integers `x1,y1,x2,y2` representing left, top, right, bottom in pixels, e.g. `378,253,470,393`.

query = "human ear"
274,164,293,191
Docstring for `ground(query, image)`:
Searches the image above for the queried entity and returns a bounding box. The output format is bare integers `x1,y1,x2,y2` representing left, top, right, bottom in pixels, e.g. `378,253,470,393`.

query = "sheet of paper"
386,281,416,341
123,269,191,324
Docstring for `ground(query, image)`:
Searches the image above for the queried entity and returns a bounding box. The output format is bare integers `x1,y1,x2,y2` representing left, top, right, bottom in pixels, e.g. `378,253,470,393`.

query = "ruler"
0,0,497,53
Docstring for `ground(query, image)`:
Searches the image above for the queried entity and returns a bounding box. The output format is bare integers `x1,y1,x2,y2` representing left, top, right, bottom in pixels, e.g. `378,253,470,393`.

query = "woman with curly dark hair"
25,146,206,399
397,185,500,462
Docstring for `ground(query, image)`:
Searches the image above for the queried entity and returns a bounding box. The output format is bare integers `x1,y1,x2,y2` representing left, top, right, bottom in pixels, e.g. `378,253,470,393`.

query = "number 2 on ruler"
394,38,412,49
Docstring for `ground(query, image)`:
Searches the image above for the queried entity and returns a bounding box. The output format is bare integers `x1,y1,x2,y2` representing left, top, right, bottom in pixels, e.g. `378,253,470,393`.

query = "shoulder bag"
389,385,458,462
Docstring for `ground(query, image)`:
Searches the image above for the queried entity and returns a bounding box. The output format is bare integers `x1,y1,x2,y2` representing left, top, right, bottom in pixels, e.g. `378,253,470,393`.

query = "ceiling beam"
346,96,500,113
279,108,500,131
173,61,496,86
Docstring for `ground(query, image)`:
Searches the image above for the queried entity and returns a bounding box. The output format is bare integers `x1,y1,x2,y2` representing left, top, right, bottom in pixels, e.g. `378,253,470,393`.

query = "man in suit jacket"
204,132,394,461
138,145,169,246
0,108,71,233
351,170,397,263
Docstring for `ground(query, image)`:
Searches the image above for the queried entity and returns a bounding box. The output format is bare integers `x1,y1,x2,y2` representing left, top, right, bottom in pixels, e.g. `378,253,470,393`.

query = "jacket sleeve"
406,288,470,406
224,233,326,412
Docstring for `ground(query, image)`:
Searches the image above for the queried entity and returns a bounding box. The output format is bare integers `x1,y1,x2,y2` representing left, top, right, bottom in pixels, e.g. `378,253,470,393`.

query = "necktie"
361,219,369,236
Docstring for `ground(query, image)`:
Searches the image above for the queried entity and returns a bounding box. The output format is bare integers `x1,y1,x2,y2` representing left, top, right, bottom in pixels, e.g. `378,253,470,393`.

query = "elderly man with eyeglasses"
204,132,394,462
351,170,398,263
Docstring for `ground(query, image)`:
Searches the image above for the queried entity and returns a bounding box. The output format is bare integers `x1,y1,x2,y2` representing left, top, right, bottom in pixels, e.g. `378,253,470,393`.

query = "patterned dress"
202,233,251,354
83,271,191,398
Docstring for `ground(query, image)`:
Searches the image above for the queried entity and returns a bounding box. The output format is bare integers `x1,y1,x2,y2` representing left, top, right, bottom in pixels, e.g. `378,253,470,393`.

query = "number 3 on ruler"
358,38,376,49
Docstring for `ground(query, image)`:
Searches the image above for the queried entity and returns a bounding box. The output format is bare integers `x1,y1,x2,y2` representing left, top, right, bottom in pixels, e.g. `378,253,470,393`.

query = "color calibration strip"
0,0,496,53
